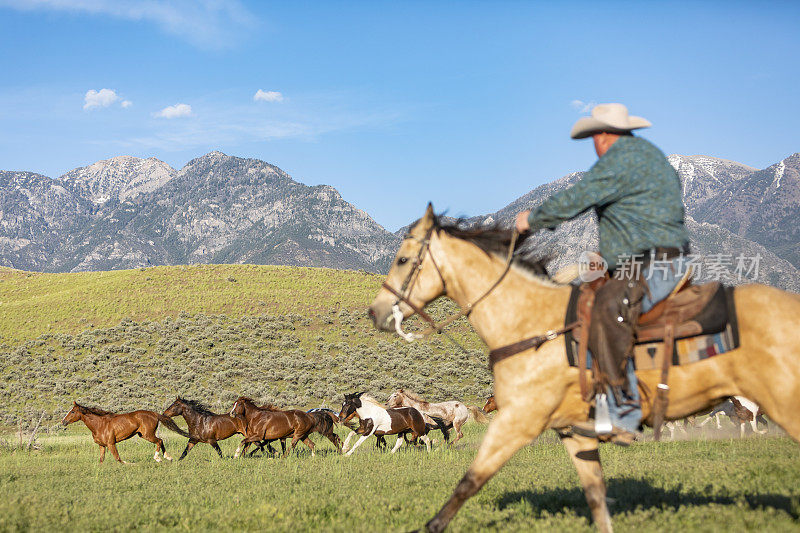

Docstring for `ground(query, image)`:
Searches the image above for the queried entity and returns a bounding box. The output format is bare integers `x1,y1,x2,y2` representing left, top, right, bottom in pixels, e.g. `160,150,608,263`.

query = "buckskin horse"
229,397,317,458
387,389,486,445
62,402,190,464
339,392,438,455
368,205,800,532
162,397,246,459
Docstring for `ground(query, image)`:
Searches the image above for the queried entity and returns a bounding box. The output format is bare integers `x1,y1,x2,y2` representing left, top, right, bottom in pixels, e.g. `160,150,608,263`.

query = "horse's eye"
397,257,408,265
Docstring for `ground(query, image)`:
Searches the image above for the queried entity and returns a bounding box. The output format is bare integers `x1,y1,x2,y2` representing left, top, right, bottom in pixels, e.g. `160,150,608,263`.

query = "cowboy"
515,103,689,445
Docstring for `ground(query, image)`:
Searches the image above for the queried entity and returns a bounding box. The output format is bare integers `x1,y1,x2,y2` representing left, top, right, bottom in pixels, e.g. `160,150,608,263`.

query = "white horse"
699,396,768,437
339,392,432,456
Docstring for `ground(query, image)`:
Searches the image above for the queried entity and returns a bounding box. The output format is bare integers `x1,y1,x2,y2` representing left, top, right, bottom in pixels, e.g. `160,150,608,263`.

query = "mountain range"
1,150,798,291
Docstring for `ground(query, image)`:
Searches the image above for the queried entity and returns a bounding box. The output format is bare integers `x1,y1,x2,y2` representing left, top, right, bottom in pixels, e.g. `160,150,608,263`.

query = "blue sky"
1,1,798,230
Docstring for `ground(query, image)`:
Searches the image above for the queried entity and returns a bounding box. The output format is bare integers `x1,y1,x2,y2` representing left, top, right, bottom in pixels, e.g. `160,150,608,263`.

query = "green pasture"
2,424,799,532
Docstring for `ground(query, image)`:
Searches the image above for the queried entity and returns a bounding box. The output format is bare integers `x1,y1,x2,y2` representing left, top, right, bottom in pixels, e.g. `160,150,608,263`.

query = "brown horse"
307,408,344,453
62,402,190,464
162,397,246,459
482,395,497,413
387,389,485,445
339,392,433,455
230,397,316,458
368,206,800,532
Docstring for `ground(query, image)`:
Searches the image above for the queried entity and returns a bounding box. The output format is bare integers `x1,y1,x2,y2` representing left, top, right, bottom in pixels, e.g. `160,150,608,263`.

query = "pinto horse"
387,389,485,444
230,397,316,458
368,205,800,532
339,392,434,456
162,397,246,459
62,402,190,463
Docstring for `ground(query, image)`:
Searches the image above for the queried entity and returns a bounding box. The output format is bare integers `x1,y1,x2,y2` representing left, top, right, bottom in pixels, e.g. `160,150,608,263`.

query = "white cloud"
0,0,257,50
254,90,284,103
83,88,119,110
121,100,133,108
570,99,596,113
154,103,193,119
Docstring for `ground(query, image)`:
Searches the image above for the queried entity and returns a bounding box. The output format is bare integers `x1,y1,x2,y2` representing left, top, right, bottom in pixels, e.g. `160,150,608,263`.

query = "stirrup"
594,393,613,435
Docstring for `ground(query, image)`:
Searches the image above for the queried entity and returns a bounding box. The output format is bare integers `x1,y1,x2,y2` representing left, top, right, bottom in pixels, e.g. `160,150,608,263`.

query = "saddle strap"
488,321,581,370
652,321,674,441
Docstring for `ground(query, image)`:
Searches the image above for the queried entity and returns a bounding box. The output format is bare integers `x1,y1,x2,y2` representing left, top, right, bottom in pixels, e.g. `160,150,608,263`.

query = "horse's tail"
157,414,191,438
467,405,488,424
430,416,450,442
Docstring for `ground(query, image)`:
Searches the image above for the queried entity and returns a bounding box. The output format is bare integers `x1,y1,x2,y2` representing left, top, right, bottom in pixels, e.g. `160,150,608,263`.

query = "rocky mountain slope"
1,150,797,289
0,152,399,273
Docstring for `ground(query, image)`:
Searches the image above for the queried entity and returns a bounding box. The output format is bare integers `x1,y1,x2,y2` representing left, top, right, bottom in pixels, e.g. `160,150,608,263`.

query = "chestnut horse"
162,397,246,459
62,402,190,463
339,392,434,455
368,205,800,532
482,395,497,414
230,397,316,457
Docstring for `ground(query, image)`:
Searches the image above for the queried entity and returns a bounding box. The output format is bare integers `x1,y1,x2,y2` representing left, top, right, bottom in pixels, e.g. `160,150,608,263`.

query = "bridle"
381,224,519,343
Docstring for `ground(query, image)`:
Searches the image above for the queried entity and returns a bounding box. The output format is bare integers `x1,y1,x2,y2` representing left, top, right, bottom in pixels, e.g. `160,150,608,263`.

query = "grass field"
2,424,799,532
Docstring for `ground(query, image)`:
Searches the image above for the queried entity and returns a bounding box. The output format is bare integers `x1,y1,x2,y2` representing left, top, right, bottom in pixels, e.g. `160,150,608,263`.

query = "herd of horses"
57,204,800,532
60,390,488,464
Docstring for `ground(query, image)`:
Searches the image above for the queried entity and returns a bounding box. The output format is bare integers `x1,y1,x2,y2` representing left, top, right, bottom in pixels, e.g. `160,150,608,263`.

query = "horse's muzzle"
367,305,395,332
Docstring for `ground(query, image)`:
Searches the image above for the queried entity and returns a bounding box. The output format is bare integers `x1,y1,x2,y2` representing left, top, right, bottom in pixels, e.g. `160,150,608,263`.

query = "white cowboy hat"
570,103,652,139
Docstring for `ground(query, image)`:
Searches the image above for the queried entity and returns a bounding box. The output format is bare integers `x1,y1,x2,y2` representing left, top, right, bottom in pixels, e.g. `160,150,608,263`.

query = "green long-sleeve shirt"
528,135,688,270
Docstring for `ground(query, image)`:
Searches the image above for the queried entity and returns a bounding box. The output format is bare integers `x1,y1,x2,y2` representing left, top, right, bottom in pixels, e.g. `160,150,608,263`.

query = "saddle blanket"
563,285,740,371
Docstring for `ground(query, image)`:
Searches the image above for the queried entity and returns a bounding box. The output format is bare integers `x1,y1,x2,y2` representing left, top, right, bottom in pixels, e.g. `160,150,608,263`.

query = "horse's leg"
342,430,357,453
140,431,165,462
210,441,224,458
451,420,464,445
302,437,316,457
98,445,106,464
421,434,432,452
345,434,371,456
391,435,405,453
425,407,545,533
108,442,128,464
328,432,343,453
739,422,745,439
179,440,197,460
558,431,613,533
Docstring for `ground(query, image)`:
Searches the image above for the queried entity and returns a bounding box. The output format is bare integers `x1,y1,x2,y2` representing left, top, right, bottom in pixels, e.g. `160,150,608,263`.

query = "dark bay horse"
307,407,344,453
230,397,316,457
62,402,189,463
338,392,434,455
369,206,800,532
162,397,246,459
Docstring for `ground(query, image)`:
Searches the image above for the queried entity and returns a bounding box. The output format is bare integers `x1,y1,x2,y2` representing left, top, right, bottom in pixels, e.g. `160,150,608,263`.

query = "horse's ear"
73,401,77,405
356,391,365,397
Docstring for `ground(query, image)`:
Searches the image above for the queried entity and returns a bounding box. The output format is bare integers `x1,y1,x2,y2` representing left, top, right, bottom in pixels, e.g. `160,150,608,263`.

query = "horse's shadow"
495,478,799,521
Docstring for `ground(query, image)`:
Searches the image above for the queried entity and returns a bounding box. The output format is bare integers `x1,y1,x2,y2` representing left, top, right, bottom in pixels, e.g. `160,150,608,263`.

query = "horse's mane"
76,403,115,416
177,397,217,416
360,395,388,409
433,216,552,280
257,403,281,411
398,389,427,403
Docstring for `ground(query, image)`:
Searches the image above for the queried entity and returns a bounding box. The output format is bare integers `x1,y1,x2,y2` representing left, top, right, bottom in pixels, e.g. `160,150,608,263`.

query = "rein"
382,227,519,345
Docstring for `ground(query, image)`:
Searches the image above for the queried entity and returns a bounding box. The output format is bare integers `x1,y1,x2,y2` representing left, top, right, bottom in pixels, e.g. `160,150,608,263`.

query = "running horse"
368,205,800,532
229,397,317,458
162,397,246,459
62,402,190,464
338,392,436,455
387,389,486,444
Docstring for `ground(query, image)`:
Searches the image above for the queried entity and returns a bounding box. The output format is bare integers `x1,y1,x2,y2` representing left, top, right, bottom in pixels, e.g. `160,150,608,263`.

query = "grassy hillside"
0,264,488,426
